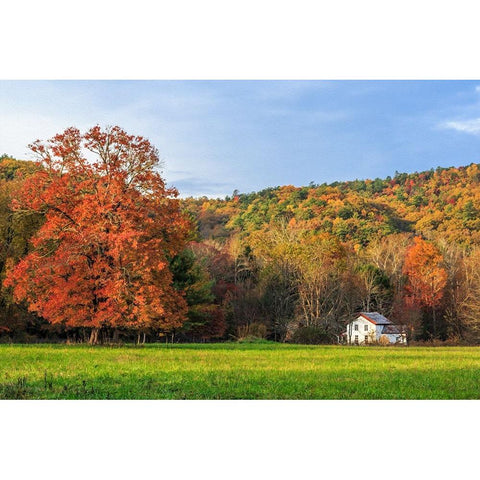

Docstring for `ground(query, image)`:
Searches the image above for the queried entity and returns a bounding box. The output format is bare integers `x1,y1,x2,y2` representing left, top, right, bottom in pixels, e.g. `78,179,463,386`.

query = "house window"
364,325,368,331
364,335,368,344
354,324,359,331
354,335,359,345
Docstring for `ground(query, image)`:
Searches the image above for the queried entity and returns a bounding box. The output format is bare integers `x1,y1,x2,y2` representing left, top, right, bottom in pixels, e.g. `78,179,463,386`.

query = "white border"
0,400,478,479
2,0,480,79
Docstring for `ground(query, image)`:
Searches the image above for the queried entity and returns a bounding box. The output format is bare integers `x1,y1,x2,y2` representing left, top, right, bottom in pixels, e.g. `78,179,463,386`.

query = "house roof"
381,325,404,334
358,312,392,325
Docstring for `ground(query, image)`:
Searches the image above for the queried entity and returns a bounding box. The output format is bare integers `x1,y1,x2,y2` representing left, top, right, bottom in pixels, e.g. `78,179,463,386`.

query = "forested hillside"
182,163,480,246
3,152,480,344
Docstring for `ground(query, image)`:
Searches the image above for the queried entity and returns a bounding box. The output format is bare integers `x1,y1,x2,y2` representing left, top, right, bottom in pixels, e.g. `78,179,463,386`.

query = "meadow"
0,343,479,399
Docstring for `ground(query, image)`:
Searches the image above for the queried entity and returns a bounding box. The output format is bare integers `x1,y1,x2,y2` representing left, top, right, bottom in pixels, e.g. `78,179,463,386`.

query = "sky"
2,80,480,198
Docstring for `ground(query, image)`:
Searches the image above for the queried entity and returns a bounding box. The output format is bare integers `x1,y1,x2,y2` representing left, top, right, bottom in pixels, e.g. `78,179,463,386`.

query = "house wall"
345,316,376,344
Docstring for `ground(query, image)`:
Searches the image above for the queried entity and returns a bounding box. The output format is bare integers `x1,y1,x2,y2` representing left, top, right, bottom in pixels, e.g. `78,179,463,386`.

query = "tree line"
1,127,480,344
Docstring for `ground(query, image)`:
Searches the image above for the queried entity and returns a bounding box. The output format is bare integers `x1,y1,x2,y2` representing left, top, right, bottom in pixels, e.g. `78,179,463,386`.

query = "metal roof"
381,324,404,334
358,312,392,325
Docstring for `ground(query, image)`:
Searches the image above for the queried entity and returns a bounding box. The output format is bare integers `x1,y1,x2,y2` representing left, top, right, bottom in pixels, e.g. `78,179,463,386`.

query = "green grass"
0,343,479,399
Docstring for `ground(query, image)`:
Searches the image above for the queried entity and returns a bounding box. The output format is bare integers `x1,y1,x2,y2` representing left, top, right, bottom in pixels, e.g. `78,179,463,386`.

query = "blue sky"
2,80,480,197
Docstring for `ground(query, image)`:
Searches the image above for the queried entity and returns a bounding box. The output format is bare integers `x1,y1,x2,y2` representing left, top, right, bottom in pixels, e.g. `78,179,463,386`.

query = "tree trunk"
89,328,99,345
142,332,146,344
113,329,120,343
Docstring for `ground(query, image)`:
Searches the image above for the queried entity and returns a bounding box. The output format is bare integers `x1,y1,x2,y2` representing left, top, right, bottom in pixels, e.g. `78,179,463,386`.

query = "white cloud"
442,118,480,135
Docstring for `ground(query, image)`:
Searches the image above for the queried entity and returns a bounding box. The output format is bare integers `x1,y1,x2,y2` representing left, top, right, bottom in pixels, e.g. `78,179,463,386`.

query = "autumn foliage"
3,126,191,342
403,237,447,337
403,237,447,309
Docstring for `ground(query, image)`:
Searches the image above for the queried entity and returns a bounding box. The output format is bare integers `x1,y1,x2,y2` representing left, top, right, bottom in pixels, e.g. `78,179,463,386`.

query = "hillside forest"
2,126,480,344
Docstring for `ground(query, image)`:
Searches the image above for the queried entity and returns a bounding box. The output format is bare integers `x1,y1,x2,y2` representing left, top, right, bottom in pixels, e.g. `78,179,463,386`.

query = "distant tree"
4,126,191,343
365,233,411,319
252,222,354,334
171,247,226,341
354,263,392,313
403,237,447,339
441,243,480,342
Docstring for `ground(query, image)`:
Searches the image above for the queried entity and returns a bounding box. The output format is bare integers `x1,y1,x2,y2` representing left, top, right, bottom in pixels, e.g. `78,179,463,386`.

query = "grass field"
1,342,479,399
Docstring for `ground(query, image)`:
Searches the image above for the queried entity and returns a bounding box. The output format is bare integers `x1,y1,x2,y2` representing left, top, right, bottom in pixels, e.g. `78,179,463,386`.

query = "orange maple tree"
4,126,191,343
403,236,447,338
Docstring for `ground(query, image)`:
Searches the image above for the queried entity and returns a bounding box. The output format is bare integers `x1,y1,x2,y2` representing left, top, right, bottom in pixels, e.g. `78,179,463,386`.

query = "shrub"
236,323,268,341
378,335,391,346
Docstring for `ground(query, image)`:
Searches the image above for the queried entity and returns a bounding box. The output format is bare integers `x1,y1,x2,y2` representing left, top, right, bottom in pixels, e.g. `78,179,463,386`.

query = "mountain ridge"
181,162,480,246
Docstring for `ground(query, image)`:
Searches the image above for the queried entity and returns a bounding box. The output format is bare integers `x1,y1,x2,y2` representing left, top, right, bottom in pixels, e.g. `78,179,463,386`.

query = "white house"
343,312,407,345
